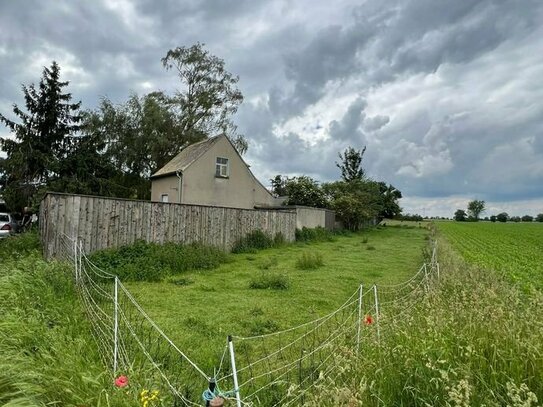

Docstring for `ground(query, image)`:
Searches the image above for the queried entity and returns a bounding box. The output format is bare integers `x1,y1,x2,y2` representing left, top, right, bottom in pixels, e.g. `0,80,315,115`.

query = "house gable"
151,135,277,209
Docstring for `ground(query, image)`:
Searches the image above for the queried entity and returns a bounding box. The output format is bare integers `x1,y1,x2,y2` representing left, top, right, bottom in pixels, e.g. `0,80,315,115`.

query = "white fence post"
423,263,429,293
113,276,119,374
373,285,380,343
356,284,363,354
228,335,242,407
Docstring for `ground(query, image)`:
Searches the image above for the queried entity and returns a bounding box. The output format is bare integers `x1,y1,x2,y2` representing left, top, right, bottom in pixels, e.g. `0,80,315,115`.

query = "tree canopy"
467,200,486,220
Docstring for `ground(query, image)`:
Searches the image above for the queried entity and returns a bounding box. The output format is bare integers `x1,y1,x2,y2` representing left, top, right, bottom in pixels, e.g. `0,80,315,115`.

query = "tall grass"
89,240,230,282
304,239,543,406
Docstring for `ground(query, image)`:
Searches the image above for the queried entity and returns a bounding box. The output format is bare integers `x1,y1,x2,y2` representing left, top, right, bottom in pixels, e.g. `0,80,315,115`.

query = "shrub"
0,231,41,259
89,240,229,282
232,230,275,253
295,226,334,243
296,252,324,270
249,272,290,290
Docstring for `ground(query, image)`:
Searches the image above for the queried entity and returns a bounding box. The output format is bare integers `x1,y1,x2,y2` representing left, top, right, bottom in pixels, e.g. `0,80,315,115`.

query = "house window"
160,194,169,203
215,157,229,177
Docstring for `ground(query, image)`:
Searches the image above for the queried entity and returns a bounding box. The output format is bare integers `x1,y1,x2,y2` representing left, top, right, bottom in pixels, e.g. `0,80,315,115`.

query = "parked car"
0,212,19,238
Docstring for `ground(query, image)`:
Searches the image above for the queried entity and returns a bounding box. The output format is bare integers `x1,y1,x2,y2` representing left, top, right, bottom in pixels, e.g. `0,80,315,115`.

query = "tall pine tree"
0,61,82,210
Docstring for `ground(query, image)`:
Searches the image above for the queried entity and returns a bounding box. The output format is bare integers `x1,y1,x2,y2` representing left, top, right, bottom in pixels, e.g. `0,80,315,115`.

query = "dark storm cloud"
1,0,543,213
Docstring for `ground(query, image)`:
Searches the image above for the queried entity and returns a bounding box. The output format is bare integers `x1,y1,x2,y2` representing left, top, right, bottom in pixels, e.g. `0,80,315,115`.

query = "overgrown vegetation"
295,252,324,270
305,238,543,406
249,271,290,290
89,240,229,282
231,230,285,253
0,233,135,406
295,226,335,243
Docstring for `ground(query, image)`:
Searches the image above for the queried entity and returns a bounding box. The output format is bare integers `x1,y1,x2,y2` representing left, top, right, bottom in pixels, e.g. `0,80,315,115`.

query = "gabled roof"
151,136,221,178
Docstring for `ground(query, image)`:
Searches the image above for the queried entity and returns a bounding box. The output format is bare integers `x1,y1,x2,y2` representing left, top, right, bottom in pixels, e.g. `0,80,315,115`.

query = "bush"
232,230,275,253
249,272,290,290
89,240,229,282
295,252,324,270
295,226,334,243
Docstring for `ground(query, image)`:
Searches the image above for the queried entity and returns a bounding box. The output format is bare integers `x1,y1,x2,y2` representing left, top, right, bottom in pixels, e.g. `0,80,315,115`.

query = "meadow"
2,222,543,406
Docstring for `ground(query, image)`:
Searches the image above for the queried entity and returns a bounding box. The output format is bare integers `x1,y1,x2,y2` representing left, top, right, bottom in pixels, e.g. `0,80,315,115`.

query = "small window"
160,194,169,203
215,157,229,177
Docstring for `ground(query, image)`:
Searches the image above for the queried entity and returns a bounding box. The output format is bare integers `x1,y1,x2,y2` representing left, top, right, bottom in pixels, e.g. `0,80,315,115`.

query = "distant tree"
454,209,467,222
467,200,485,221
483,216,489,221
161,43,247,154
510,216,521,223
490,215,497,222
496,212,509,223
323,180,382,230
270,175,290,197
521,215,534,222
376,182,403,220
536,213,543,222
283,176,327,208
336,146,366,182
0,61,82,211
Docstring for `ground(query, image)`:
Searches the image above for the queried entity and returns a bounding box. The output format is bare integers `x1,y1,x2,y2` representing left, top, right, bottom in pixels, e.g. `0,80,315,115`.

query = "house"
151,135,281,209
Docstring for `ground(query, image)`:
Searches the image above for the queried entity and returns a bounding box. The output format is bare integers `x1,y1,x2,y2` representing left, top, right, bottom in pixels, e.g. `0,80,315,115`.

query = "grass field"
124,225,429,370
437,221,543,290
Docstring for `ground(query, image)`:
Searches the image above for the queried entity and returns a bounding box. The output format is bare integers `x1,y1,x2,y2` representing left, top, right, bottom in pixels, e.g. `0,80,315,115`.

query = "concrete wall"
40,192,296,259
151,136,276,209
262,206,335,230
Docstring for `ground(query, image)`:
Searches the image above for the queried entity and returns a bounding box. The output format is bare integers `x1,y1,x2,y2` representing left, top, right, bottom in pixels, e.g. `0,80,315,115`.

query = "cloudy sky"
1,0,542,217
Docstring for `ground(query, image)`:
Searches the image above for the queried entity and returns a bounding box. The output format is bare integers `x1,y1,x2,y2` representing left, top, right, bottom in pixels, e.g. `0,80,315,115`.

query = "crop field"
437,221,543,290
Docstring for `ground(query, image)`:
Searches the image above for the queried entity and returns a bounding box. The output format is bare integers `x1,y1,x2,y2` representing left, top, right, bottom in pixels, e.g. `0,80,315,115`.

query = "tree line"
270,147,403,230
454,201,543,222
0,43,246,212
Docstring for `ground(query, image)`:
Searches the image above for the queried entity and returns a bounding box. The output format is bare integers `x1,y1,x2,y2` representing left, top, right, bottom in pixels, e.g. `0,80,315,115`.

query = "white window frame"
160,194,169,203
215,157,229,178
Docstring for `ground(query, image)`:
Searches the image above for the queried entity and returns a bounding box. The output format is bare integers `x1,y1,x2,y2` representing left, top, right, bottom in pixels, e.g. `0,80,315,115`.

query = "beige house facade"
151,135,280,209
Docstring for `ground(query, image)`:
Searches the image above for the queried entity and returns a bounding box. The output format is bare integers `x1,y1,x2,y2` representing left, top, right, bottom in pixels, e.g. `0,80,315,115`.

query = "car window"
0,214,9,222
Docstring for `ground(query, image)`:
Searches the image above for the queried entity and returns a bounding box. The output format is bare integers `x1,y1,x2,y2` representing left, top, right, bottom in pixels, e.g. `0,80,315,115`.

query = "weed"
296,252,324,270
249,271,290,290
258,256,278,270
366,245,376,250
295,226,335,243
245,318,280,336
232,230,275,253
89,240,229,282
362,237,369,244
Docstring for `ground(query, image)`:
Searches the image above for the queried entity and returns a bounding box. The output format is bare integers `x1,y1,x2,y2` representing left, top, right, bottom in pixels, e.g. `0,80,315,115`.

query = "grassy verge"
304,231,543,406
0,233,136,406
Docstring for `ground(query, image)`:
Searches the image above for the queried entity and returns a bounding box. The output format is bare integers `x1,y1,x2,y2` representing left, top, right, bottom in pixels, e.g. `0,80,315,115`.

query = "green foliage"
0,61,82,211
467,199,486,220
249,271,290,290
231,230,277,253
270,174,289,197
168,277,195,286
521,215,534,222
161,42,246,154
295,226,334,242
454,209,467,221
0,231,41,259
336,146,366,182
295,252,324,270
89,240,229,282
282,175,328,207
366,245,376,250
497,212,509,222
536,213,543,222
258,256,279,270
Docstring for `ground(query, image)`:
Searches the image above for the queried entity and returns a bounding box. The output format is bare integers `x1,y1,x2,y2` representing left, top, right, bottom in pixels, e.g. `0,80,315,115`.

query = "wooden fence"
40,192,297,259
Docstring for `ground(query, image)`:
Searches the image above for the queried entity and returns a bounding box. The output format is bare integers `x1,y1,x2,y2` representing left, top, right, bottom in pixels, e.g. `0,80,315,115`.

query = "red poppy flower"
115,375,129,388
364,314,373,325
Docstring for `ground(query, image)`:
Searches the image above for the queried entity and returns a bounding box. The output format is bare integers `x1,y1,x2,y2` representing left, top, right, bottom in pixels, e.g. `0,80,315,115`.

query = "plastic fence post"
373,285,380,343
113,276,119,374
228,335,242,407
356,284,363,354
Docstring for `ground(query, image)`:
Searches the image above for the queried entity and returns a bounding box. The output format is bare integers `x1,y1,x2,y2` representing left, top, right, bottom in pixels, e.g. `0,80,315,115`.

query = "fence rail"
40,192,297,259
